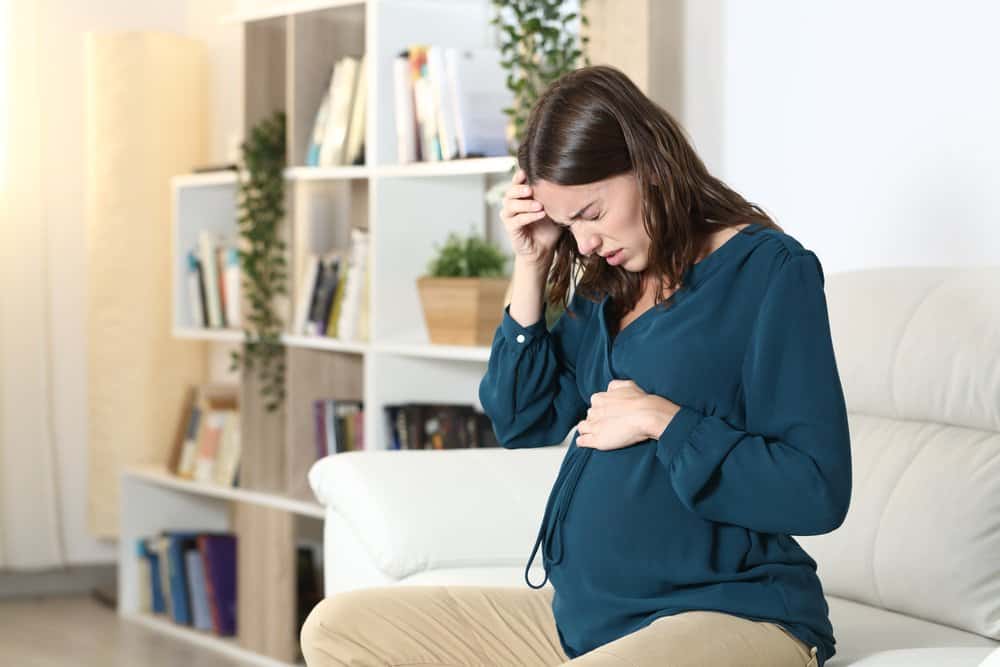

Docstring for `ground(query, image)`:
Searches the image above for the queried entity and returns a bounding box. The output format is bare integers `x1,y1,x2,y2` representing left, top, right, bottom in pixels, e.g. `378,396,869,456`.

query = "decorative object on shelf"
230,110,288,412
490,0,591,155
417,230,511,346
487,0,591,329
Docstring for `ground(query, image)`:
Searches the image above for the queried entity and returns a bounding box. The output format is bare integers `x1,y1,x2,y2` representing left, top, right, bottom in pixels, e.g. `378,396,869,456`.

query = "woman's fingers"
501,197,546,226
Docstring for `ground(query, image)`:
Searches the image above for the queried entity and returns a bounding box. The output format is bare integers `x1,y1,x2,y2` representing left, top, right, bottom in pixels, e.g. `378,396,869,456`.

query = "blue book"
185,548,214,632
164,531,201,625
137,538,165,614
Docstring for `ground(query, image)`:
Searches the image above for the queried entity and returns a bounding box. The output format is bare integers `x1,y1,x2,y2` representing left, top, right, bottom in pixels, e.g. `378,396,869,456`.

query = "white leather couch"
307,266,1000,666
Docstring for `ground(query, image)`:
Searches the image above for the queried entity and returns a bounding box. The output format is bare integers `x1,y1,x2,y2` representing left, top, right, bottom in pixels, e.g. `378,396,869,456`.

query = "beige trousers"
300,585,821,667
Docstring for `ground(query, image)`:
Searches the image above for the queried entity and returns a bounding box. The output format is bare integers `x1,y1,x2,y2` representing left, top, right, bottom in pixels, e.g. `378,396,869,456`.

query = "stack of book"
393,45,512,164
385,403,499,449
136,531,237,636
137,531,324,645
186,229,241,330
314,399,364,459
304,54,367,167
169,383,241,488
293,228,369,340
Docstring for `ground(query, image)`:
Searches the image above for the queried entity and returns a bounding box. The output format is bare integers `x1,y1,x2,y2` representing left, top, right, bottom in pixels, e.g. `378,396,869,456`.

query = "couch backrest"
797,266,1000,639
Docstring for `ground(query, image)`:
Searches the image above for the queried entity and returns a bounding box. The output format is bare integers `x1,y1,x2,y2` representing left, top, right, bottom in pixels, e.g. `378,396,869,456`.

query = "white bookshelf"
117,465,318,667
130,1,525,664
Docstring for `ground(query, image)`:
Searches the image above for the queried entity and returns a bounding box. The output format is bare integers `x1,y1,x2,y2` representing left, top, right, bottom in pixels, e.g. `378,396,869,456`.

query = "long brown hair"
516,64,782,324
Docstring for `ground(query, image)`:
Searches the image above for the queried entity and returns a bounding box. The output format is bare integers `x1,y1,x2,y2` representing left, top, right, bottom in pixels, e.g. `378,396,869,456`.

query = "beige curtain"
0,0,67,569
85,31,210,537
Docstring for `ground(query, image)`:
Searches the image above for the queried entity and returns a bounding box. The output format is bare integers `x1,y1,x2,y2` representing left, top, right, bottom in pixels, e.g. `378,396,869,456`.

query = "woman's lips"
605,248,624,265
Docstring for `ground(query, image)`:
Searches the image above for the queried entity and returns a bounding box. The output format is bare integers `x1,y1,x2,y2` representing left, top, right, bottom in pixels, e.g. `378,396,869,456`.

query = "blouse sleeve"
478,294,593,449
655,250,853,536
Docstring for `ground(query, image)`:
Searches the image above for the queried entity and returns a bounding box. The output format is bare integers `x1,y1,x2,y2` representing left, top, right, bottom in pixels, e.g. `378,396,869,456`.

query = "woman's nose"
576,232,602,257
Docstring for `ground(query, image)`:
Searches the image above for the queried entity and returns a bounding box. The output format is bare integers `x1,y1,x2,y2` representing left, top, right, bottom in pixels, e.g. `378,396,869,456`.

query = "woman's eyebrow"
553,199,599,225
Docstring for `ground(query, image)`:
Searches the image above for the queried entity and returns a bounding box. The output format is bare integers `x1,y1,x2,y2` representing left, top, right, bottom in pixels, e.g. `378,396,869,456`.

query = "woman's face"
532,171,650,272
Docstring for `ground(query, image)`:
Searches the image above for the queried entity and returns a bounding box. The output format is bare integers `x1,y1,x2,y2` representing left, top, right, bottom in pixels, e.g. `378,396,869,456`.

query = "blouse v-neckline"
601,222,762,347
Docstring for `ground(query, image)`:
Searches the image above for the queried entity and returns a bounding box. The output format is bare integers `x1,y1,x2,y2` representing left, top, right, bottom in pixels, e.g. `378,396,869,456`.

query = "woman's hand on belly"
576,379,680,451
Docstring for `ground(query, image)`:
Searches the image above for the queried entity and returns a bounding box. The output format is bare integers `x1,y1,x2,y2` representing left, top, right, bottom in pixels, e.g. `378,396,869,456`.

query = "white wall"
715,1,1000,272
36,0,239,565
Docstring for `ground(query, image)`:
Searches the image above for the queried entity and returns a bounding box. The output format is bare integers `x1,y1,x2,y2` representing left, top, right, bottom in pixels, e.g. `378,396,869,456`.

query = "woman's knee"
300,589,381,666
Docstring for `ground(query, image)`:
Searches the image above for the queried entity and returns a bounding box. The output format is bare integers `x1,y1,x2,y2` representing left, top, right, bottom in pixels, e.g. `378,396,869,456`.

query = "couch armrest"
307,447,567,581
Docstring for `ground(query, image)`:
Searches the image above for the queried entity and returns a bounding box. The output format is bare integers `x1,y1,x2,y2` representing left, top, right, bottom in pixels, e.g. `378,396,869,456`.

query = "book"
213,410,241,487
178,383,239,481
319,56,360,166
338,229,369,341
314,399,328,459
186,251,207,328
147,536,173,617
307,254,342,336
343,53,367,166
137,538,166,614
223,245,241,328
167,532,202,625
385,403,498,450
198,230,224,328
407,45,440,162
215,244,228,328
294,254,322,336
199,534,237,636
426,45,458,160
393,51,419,163
185,548,214,632
193,411,225,484
325,256,349,338
305,85,332,166
445,47,511,158
168,386,197,475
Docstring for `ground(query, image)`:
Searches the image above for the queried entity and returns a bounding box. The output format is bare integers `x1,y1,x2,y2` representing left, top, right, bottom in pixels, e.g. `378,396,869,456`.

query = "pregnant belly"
556,441,753,595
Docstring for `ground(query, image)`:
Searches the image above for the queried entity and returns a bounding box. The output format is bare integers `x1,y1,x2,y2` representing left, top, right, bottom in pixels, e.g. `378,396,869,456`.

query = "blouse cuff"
656,405,705,468
500,302,549,344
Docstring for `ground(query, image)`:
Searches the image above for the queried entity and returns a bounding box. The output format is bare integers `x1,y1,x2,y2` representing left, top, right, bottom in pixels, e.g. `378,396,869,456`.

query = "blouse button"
516,334,526,343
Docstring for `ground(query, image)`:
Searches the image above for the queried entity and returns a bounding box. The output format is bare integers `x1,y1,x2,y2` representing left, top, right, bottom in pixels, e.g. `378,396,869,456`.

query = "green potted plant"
417,230,511,346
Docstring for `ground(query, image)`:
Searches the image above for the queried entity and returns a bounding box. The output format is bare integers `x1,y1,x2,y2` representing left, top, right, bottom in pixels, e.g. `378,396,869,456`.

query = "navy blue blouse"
478,222,852,666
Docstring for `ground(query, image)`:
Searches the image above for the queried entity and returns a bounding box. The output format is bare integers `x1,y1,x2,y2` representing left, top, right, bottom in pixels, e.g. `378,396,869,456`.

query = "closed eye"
557,213,602,228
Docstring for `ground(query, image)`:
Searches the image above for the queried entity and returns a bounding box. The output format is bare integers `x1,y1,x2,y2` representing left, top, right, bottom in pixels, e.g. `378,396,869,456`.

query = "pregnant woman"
301,64,851,667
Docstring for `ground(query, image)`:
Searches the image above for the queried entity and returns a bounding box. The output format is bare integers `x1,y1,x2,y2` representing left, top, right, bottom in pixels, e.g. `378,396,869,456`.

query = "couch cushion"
799,268,1000,641
309,447,567,580
845,647,998,667
825,595,999,666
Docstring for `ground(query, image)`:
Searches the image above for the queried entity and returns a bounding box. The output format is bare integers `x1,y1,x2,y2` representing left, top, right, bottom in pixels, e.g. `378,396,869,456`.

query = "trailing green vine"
230,110,288,412
490,0,591,152
489,0,590,329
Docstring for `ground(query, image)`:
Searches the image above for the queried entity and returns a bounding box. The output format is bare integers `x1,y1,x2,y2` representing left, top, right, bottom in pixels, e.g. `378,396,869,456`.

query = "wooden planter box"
417,276,511,346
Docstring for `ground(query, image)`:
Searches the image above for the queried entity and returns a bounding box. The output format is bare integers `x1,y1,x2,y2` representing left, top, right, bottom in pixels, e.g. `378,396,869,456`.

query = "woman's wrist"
644,396,679,440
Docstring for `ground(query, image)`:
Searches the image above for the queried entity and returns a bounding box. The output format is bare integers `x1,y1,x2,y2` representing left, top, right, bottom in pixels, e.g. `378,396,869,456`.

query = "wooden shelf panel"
282,333,369,354
123,612,301,667
375,333,490,362
375,156,515,178
174,157,516,186
123,464,325,519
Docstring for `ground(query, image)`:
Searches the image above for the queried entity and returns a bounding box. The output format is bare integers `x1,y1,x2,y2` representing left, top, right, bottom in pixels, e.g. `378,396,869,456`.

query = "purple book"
197,534,237,636
314,399,328,460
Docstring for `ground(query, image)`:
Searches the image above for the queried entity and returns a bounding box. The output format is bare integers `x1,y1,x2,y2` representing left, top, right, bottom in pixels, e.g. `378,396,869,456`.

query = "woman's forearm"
507,255,553,328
